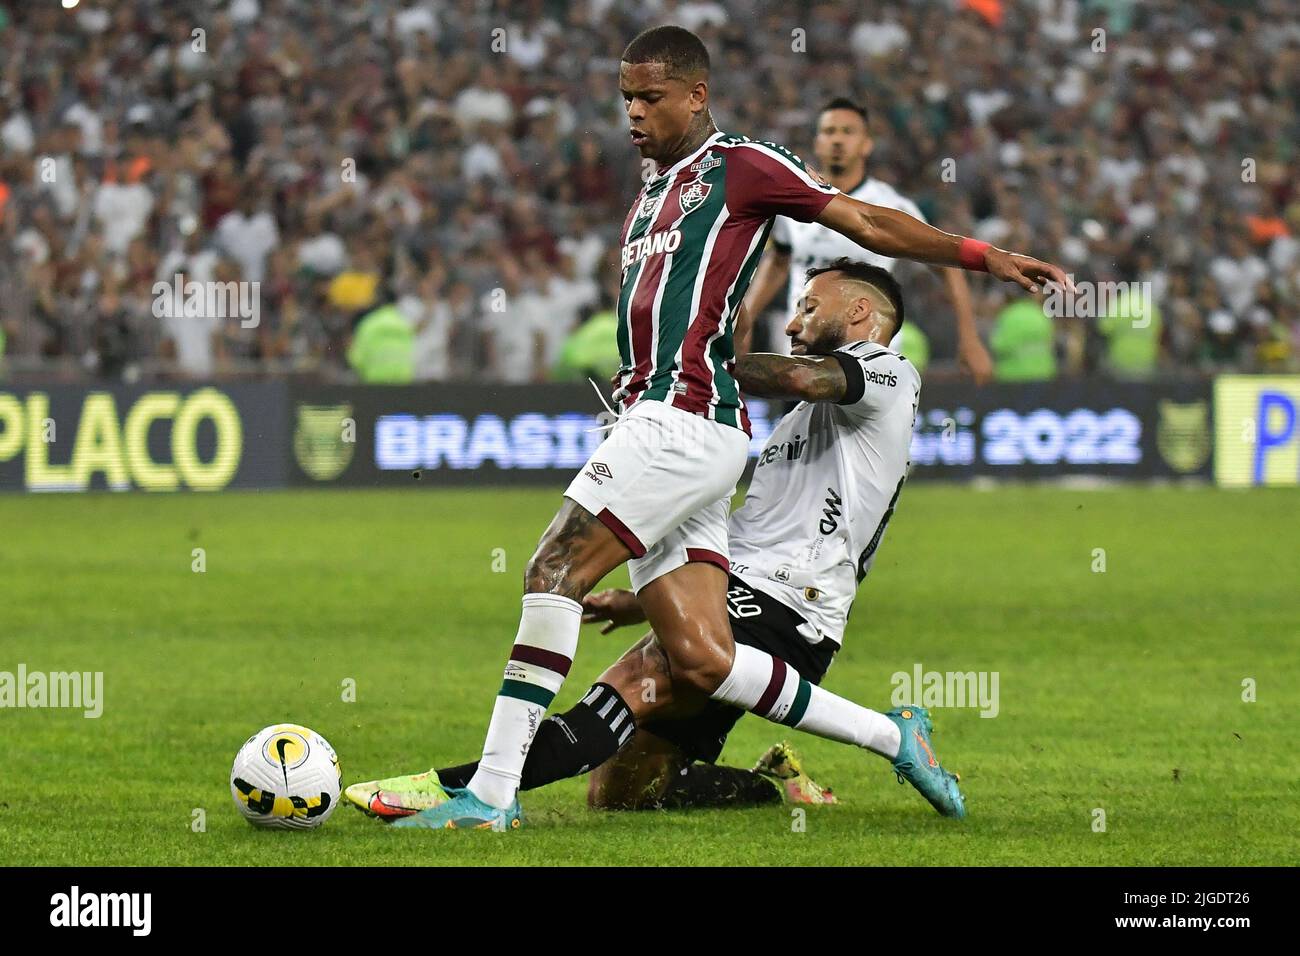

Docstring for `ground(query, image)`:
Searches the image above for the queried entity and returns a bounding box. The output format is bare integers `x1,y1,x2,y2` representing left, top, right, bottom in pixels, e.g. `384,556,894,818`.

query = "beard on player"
787,315,848,357
786,268,900,357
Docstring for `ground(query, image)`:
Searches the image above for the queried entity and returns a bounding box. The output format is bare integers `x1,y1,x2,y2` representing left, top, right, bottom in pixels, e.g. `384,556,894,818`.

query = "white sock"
711,643,901,759
800,683,900,758
467,593,581,809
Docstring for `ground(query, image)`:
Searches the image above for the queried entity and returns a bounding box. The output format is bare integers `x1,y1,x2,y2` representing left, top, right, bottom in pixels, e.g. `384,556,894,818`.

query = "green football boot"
344,768,451,820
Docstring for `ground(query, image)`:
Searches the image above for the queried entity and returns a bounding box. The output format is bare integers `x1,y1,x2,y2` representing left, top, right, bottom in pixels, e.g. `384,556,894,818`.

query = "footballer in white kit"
727,331,919,649
744,98,992,383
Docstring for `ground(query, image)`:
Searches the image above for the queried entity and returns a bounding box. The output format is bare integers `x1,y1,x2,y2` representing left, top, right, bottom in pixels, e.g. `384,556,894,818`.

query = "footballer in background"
742,98,993,384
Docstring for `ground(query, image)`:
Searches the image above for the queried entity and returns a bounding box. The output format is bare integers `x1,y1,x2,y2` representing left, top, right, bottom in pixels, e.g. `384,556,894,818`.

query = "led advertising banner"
908,380,1213,481
286,380,1213,488
0,379,1222,491
1213,376,1300,487
0,384,287,492
287,384,738,487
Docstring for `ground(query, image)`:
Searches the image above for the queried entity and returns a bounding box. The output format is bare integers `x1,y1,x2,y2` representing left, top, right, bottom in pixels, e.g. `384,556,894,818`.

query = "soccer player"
391,25,1066,831
349,260,960,819
742,97,993,384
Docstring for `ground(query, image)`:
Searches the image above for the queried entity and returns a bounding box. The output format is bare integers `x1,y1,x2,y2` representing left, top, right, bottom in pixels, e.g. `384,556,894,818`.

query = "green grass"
1,486,1297,866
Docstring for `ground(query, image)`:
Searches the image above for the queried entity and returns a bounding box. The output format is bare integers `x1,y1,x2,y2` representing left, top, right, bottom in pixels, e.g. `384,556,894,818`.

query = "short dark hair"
805,257,905,330
622,25,710,82
818,97,869,128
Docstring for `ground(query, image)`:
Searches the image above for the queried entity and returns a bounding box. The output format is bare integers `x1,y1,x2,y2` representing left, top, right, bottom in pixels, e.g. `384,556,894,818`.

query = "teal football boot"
390,787,523,831
884,706,966,819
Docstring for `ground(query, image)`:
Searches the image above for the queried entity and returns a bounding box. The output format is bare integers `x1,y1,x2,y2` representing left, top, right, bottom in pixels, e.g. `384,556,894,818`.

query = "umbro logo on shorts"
584,461,613,485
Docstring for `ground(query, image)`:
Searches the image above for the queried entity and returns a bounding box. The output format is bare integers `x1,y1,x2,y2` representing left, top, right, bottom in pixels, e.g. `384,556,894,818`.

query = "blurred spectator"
215,190,279,283
991,295,1056,381
553,308,622,384
482,258,546,384
1202,308,1242,370
1209,232,1269,321
400,267,457,383
1099,285,1162,379
898,322,931,376
347,300,414,384
540,252,598,365
327,244,382,312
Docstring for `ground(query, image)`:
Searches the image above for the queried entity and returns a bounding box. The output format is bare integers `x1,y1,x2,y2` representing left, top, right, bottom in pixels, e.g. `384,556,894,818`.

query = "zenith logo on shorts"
584,461,613,484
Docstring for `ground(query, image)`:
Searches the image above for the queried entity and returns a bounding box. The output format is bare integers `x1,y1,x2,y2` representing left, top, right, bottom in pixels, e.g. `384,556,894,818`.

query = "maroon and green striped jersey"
614,132,839,433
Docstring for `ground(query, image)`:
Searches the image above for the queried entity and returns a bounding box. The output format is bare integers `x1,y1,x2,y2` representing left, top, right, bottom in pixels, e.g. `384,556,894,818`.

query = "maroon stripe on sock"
754,656,788,717
509,643,572,677
597,508,646,557
685,548,729,573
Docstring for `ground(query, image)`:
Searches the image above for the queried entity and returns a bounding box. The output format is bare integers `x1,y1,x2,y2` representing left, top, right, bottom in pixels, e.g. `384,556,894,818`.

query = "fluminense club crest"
679,177,712,215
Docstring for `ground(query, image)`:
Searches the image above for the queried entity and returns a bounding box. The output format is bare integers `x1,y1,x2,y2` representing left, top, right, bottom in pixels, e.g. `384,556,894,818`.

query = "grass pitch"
2,485,1297,866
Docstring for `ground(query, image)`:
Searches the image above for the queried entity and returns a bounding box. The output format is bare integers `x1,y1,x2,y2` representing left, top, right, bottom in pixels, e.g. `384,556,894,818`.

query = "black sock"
437,683,635,792
434,761,478,790
652,764,782,810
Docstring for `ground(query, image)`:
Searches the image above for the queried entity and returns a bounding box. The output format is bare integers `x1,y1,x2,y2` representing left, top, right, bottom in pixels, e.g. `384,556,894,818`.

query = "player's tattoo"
643,635,673,683
526,505,604,599
734,353,847,402
672,116,718,163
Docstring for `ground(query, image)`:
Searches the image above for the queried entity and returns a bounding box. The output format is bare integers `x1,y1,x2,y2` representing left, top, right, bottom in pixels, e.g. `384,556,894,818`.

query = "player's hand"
958,335,994,385
581,589,645,634
984,249,1074,295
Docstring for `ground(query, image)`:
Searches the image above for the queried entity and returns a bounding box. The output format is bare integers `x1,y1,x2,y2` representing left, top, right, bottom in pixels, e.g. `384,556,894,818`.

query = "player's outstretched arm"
815,193,1071,294
733,352,847,403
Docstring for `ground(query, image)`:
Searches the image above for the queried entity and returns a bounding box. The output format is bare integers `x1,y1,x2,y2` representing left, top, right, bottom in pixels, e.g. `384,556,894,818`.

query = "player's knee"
666,643,731,697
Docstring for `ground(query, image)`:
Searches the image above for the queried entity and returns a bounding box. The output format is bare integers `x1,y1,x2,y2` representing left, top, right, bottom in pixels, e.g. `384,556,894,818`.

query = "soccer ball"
229,723,341,829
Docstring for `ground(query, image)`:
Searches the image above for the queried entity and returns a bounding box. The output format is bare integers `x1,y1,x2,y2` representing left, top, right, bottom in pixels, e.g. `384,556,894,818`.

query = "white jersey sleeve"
828,340,917,419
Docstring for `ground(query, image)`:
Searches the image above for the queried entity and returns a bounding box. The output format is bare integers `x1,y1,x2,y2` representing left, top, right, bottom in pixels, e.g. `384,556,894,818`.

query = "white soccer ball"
229,723,341,829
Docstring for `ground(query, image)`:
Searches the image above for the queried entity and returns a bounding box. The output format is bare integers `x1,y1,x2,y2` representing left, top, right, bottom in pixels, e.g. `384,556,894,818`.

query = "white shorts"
564,399,751,593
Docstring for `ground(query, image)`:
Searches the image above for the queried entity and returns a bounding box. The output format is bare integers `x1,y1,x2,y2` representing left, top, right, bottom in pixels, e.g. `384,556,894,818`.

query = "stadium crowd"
0,0,1297,383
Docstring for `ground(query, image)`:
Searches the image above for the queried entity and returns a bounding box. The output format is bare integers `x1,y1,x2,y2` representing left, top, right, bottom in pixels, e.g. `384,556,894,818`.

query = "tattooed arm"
733,352,848,403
